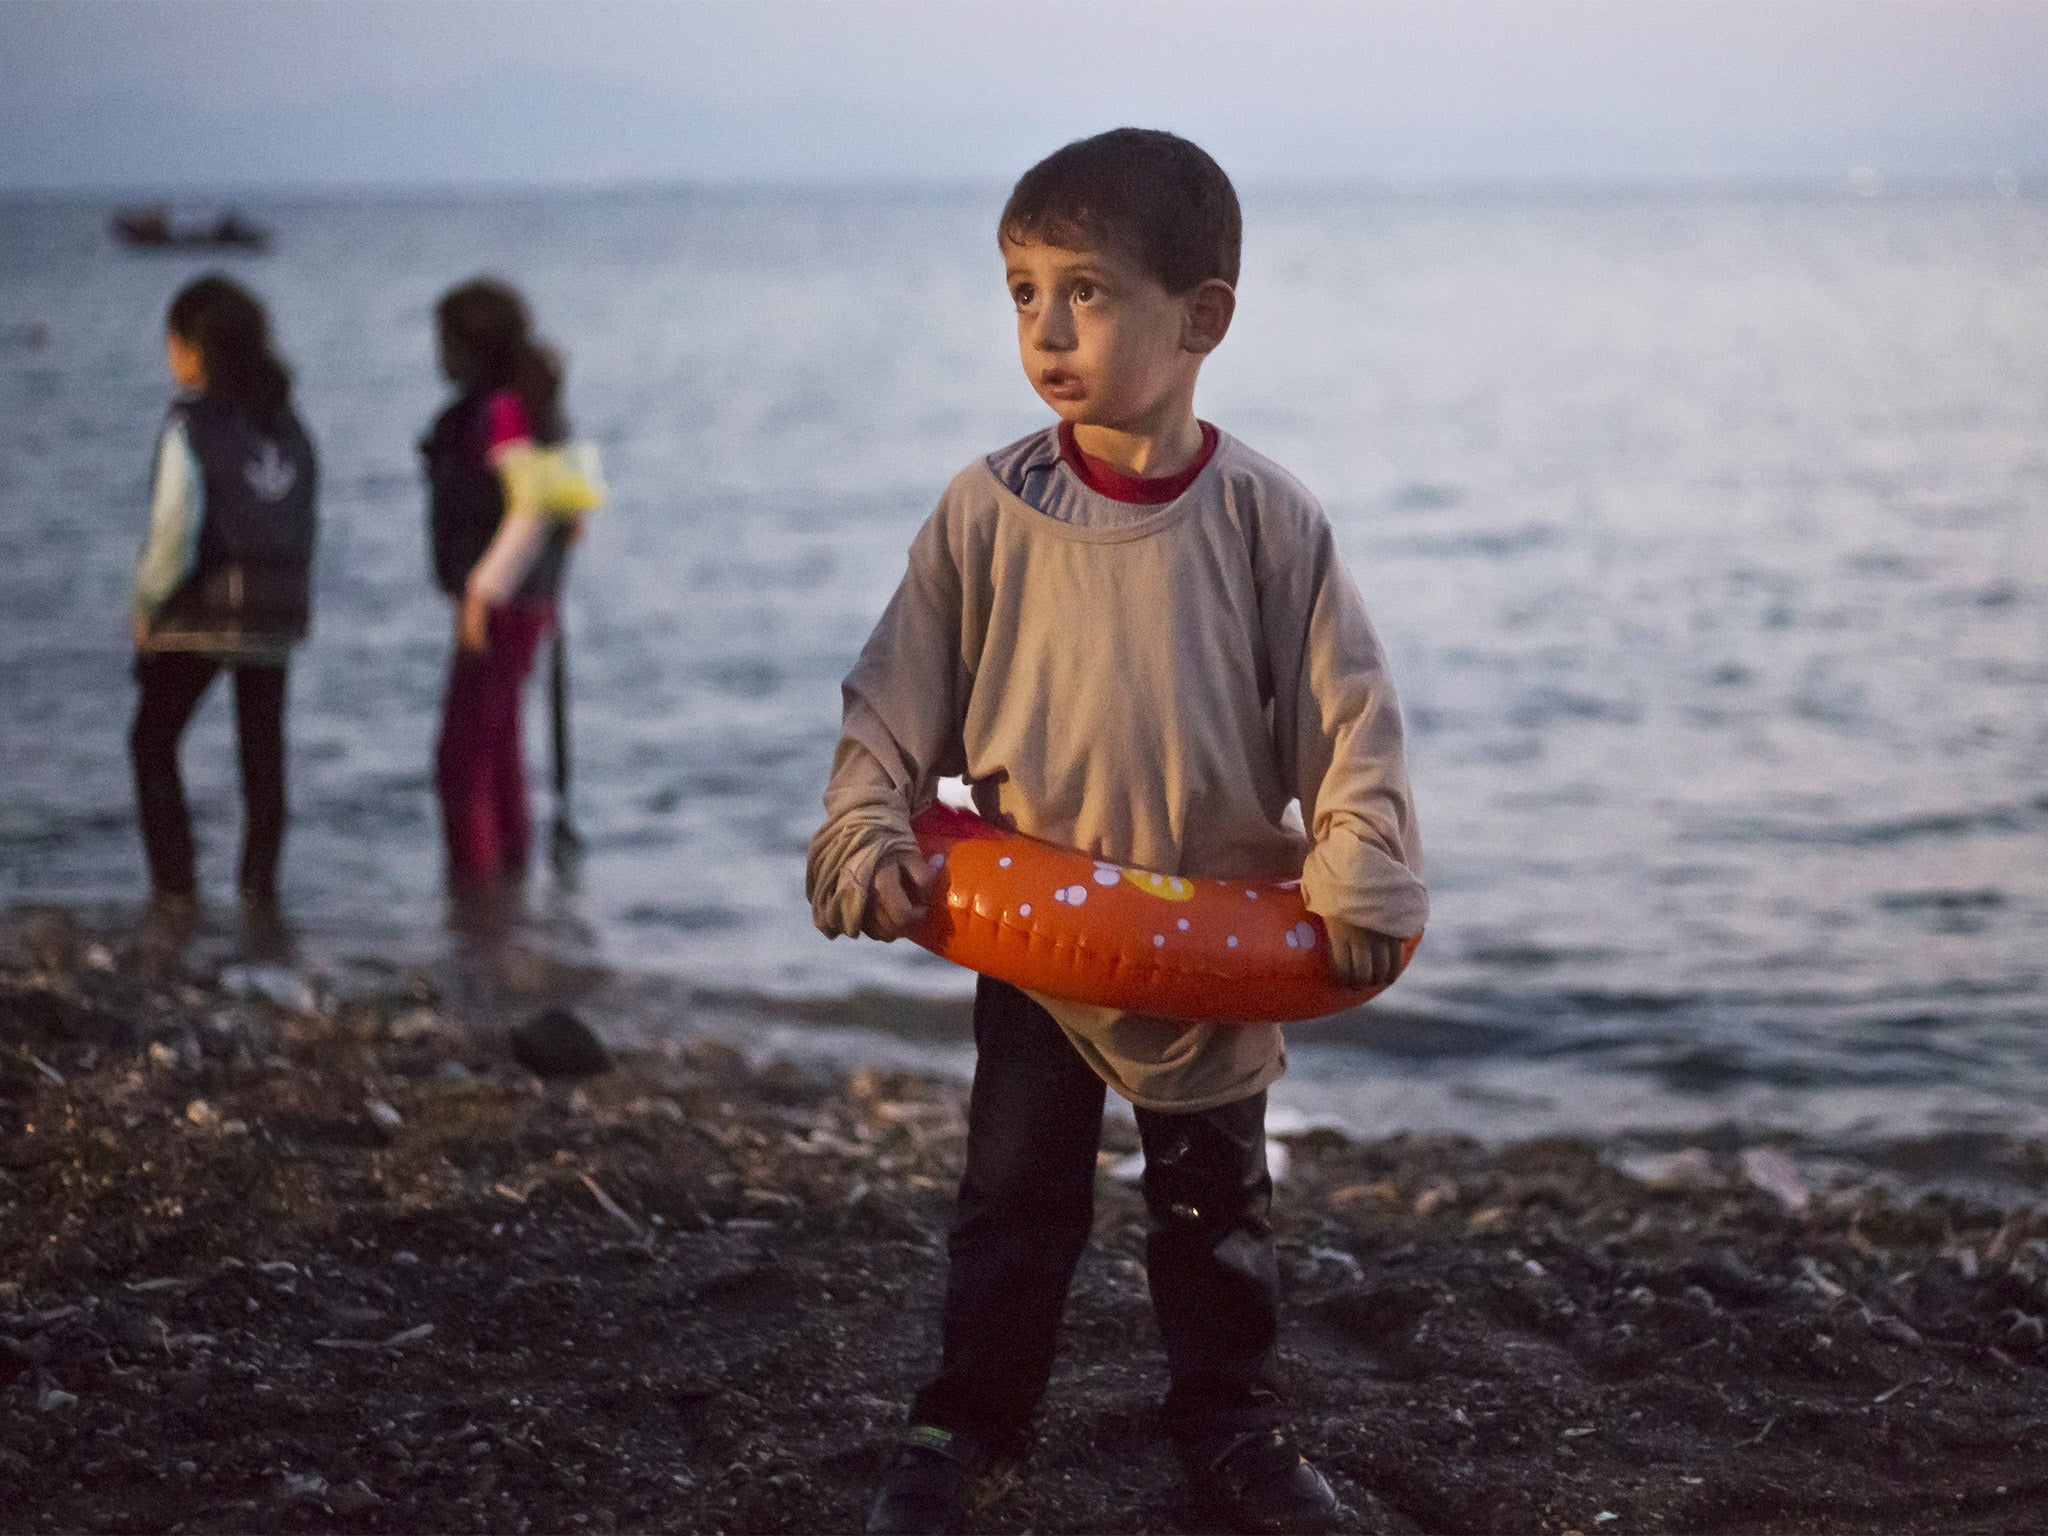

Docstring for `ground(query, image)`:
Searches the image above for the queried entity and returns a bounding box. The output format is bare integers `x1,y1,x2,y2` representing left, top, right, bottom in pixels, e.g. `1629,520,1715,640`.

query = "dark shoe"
865,1424,996,1536
1183,1427,1340,1533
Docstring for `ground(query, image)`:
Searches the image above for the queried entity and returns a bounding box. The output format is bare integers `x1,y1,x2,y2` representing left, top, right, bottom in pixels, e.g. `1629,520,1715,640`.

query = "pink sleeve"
485,391,531,454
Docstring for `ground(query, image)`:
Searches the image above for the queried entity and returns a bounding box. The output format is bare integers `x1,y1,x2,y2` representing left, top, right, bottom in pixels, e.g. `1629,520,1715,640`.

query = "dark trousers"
130,650,288,897
910,977,1283,1454
435,602,553,882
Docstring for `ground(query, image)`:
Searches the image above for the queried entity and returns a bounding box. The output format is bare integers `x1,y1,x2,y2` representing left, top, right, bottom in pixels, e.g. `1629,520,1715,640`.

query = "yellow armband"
496,442,606,520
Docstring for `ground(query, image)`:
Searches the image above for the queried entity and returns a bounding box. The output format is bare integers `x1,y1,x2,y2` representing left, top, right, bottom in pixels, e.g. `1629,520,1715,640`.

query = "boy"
808,128,1427,1535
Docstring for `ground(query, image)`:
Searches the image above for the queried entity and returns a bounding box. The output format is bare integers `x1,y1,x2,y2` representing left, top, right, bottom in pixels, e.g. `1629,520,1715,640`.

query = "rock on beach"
510,1005,613,1078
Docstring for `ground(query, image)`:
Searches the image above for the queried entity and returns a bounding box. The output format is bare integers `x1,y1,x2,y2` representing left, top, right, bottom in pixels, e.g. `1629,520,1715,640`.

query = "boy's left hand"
1325,917,1405,989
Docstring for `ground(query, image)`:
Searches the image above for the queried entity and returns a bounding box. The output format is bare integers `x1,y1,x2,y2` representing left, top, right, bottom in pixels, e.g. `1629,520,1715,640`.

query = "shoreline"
5,910,2048,1533
20,893,2046,1203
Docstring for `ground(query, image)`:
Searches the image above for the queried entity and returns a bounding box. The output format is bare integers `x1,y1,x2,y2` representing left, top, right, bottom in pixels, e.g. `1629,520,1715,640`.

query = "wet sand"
4,910,2048,1534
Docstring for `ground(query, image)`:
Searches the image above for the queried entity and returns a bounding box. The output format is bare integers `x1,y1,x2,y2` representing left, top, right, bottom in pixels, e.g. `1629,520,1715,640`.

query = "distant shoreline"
3,174,2042,207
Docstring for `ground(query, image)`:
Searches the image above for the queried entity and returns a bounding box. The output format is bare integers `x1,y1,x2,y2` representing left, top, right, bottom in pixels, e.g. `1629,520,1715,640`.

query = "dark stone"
0,984,126,1048
510,1008,612,1079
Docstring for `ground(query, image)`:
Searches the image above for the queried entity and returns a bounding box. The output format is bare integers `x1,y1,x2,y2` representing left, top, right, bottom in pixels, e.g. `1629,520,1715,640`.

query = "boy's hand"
1325,917,1405,990
862,851,936,942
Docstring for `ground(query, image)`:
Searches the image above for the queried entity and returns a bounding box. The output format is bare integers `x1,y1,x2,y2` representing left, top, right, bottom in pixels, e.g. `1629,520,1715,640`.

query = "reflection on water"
2,187,2046,1149
434,816,602,1016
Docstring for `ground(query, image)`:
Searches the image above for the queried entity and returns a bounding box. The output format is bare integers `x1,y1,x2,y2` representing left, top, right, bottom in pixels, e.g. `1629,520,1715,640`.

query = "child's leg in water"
130,651,221,897
435,604,550,879
910,977,1107,1453
486,605,552,872
229,663,288,898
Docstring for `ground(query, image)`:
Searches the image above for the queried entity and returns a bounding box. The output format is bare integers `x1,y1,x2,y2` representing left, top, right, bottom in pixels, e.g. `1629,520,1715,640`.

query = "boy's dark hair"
999,128,1241,293
435,277,567,444
166,274,292,424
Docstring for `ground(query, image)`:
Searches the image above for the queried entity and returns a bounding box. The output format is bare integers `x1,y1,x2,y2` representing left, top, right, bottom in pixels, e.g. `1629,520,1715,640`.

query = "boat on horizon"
110,206,272,253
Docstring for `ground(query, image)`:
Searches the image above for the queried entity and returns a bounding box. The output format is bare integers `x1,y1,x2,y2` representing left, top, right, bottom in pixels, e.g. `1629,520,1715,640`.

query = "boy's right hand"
862,851,936,942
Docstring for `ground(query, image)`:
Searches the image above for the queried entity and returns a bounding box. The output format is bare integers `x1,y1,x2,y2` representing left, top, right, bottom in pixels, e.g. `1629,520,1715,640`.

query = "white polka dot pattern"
903,802,1416,1024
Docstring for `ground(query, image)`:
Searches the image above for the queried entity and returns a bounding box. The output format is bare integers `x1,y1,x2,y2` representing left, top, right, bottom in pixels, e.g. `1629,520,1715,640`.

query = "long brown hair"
167,274,293,423
434,277,566,444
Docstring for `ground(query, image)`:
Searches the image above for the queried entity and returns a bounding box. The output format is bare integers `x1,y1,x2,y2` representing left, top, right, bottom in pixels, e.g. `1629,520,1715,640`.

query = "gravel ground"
5,912,2048,1534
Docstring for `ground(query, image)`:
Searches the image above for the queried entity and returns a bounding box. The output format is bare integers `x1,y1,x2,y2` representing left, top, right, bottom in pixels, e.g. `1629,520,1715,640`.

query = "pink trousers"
435,602,554,882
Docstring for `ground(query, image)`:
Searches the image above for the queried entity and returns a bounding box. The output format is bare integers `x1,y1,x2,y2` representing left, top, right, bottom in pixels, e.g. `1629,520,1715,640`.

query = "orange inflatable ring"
908,803,1419,1024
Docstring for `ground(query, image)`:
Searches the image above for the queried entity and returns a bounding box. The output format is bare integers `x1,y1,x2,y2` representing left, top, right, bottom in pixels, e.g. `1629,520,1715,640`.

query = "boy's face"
1002,235,1228,435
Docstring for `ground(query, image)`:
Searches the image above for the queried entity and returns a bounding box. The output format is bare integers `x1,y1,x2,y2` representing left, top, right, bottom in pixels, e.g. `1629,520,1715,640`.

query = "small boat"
111,206,272,252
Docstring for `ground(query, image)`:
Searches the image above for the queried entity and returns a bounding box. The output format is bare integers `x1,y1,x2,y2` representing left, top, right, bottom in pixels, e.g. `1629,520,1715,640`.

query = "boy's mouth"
1038,370,1084,401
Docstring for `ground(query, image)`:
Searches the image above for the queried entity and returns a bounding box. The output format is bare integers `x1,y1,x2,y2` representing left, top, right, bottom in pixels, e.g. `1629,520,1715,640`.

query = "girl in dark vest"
131,275,317,908
419,279,583,883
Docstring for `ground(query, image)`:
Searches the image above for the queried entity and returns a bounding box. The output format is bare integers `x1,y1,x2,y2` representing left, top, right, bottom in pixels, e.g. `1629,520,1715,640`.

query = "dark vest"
153,394,318,646
419,391,570,602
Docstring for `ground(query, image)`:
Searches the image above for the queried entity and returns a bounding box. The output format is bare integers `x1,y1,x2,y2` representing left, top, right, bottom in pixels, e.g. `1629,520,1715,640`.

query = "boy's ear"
1181,279,1236,355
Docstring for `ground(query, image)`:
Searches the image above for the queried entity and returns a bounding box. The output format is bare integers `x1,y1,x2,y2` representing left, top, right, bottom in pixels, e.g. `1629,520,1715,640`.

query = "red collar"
1058,421,1219,504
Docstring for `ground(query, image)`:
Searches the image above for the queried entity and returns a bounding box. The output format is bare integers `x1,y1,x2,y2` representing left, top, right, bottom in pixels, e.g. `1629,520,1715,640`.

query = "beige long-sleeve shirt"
807,428,1428,1111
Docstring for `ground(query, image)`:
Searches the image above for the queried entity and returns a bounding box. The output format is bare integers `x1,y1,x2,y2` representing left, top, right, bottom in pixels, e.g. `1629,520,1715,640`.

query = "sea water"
2,186,2044,1154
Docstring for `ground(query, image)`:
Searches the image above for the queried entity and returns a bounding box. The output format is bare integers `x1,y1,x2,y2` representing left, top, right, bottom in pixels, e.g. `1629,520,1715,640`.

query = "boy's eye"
1072,282,1097,303
1011,284,1034,308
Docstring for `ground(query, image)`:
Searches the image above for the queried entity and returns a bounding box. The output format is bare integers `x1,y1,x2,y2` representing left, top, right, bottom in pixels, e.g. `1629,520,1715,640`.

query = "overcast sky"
4,0,2045,192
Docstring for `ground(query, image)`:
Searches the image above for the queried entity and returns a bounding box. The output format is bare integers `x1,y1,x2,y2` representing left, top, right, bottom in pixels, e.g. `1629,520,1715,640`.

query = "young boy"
807,128,1428,1535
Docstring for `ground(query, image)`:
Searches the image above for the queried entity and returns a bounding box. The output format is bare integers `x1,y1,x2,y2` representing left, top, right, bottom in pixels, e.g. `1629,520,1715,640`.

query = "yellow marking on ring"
1125,870,1195,902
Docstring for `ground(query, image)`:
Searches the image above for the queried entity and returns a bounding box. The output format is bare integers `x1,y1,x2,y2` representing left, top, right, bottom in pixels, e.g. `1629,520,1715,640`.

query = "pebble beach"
7,909,2048,1534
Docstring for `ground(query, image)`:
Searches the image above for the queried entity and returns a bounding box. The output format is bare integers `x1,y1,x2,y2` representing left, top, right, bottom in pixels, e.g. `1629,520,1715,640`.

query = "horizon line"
4,169,2040,204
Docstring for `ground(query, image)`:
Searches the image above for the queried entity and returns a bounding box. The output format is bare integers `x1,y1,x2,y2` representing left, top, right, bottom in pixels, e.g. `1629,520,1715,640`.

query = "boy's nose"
1032,301,1077,351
